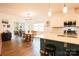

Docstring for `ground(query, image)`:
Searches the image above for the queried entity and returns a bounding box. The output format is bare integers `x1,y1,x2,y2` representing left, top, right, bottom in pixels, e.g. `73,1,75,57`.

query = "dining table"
24,32,34,42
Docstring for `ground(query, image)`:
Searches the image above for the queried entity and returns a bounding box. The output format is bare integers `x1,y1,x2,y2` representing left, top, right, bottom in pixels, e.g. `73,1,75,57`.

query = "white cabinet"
50,16,64,27
76,20,79,27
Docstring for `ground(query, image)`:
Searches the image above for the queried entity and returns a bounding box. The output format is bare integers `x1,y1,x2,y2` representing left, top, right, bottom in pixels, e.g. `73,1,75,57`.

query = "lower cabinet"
68,43,79,50
40,38,79,56
67,43,79,56
40,38,65,56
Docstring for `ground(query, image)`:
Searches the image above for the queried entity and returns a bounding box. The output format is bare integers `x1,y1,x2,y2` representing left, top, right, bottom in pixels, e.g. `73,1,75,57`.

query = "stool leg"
53,50,56,56
50,50,56,56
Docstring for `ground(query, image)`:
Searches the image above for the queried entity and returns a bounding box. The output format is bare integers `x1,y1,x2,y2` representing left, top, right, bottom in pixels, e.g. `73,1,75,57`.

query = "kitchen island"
35,32,79,56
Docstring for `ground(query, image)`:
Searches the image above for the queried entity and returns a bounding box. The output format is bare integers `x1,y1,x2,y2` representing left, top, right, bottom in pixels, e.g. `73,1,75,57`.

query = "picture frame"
7,25,10,28
2,21,8,24
3,25,6,27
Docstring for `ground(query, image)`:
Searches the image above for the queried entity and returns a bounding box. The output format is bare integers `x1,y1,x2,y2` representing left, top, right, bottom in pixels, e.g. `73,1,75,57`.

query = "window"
33,23,44,31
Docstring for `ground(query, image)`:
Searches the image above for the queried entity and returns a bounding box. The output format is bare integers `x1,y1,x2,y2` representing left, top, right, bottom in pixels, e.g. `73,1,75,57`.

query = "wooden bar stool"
44,44,56,56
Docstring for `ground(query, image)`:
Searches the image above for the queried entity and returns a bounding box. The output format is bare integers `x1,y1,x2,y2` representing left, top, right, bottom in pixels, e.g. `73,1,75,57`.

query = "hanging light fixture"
48,9,52,16
63,3,68,13
48,0,52,16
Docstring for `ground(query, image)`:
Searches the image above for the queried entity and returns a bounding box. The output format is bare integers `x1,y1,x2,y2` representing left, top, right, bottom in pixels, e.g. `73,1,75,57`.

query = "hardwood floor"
1,36,40,56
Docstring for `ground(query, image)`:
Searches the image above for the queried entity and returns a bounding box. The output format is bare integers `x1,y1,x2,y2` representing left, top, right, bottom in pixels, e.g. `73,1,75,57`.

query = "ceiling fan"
24,16,32,20
24,11,33,20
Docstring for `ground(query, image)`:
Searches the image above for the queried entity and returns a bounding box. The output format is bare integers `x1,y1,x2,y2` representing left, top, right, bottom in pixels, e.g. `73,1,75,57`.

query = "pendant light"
63,3,68,13
48,9,52,16
48,0,52,16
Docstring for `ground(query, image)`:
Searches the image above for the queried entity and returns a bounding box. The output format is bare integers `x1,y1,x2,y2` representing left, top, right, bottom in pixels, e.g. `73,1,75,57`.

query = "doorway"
14,22,25,37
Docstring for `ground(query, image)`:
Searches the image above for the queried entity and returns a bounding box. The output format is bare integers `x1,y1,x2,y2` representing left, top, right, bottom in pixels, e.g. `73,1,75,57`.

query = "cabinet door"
40,38,45,50
50,16,64,27
47,40,65,56
67,43,79,56
68,43,79,50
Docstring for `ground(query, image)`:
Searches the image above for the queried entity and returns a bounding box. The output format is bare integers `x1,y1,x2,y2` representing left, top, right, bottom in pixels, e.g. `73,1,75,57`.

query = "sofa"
1,31,12,41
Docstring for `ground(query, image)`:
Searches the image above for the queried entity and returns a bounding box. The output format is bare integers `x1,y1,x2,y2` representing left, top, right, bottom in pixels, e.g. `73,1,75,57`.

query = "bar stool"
44,44,56,56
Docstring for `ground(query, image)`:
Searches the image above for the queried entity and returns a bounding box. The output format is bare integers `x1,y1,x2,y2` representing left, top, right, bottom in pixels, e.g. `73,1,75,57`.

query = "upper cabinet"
50,16,64,27
50,12,79,27
76,16,79,27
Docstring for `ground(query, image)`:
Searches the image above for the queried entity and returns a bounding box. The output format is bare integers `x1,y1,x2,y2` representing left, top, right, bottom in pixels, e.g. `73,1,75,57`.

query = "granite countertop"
35,32,79,45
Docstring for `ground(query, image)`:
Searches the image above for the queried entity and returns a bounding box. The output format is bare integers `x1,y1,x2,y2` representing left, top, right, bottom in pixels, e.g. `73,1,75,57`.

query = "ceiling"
0,3,79,18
